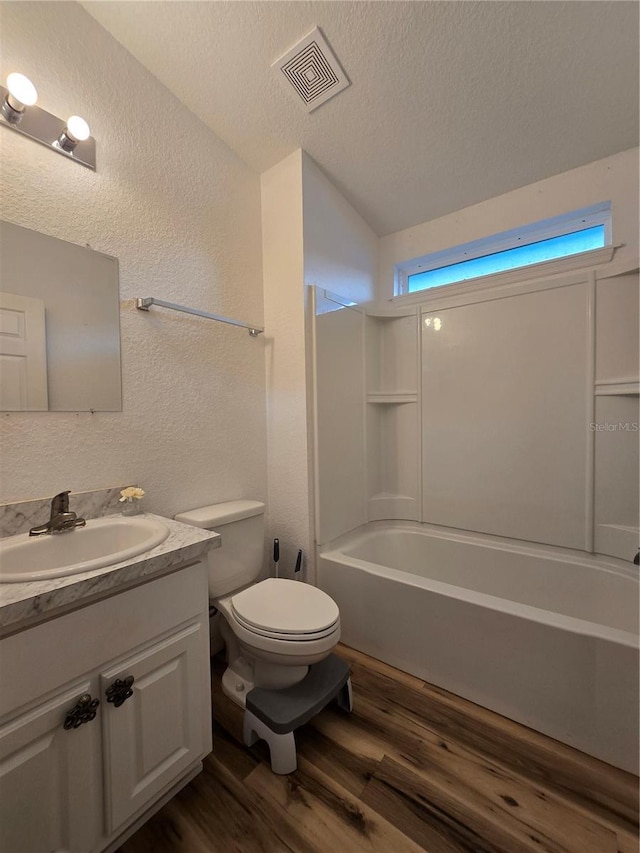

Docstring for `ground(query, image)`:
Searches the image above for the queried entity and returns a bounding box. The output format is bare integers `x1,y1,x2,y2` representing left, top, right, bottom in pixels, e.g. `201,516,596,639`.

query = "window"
396,204,611,296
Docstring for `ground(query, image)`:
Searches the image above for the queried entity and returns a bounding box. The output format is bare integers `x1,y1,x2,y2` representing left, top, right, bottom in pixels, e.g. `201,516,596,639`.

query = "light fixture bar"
0,85,95,170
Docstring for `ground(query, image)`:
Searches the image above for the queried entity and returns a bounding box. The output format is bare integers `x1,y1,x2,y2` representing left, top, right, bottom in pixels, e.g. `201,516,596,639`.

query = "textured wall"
0,2,266,518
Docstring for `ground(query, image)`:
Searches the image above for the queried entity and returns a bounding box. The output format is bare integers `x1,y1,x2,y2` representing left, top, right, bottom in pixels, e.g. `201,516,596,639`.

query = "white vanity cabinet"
101,621,207,833
0,678,103,852
0,559,212,853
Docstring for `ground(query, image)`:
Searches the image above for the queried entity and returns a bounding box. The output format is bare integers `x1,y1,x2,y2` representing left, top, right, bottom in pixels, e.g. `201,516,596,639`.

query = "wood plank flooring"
119,644,639,853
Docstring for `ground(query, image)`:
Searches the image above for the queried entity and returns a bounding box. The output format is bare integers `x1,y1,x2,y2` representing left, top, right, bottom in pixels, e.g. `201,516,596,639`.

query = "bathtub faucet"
29,491,87,536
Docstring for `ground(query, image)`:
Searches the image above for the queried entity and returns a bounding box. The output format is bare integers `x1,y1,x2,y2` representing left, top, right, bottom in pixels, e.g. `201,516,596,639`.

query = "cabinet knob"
105,675,135,708
63,693,100,729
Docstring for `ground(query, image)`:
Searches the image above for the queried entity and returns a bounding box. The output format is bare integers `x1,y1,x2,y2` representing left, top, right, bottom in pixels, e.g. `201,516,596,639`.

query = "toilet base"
221,655,310,708
221,660,254,707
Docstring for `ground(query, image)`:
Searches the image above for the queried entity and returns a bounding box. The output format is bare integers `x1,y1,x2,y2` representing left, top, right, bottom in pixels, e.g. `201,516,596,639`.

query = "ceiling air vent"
271,27,350,113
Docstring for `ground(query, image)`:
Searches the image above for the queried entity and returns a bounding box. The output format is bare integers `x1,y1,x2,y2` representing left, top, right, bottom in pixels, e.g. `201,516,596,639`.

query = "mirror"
0,220,122,411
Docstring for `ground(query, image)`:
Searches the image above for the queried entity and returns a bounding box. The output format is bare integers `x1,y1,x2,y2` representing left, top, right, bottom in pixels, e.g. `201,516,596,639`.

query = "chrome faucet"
29,491,87,536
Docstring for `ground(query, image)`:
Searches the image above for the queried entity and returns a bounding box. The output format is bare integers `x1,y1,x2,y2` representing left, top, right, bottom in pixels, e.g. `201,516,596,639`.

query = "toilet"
175,500,341,707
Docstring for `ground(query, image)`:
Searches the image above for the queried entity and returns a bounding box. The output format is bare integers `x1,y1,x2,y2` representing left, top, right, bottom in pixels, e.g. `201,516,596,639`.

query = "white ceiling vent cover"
272,27,350,113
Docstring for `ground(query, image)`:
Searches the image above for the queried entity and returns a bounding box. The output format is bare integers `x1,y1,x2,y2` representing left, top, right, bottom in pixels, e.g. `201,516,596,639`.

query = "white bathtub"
318,521,639,774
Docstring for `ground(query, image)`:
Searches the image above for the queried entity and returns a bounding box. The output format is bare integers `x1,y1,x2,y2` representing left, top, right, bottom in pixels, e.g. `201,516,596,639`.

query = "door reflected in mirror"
0,220,122,411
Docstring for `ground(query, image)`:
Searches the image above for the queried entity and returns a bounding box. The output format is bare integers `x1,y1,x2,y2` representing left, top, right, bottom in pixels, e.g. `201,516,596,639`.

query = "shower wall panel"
312,289,366,545
421,280,591,549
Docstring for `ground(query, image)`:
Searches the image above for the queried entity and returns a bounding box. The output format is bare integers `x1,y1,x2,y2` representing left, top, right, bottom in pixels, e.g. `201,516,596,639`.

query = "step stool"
243,653,353,774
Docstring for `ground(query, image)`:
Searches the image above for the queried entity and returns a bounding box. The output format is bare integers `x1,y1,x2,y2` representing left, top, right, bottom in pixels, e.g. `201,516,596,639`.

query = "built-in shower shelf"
368,493,418,521
367,392,417,404
370,491,417,500
365,308,420,524
595,380,639,396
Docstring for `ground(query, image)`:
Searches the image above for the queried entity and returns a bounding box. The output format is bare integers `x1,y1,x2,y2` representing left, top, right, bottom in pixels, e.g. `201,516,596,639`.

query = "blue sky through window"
407,225,606,293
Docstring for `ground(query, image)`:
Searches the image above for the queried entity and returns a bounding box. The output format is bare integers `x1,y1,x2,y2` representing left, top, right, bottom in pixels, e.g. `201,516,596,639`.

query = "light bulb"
2,72,38,124
65,115,90,142
57,115,91,153
6,72,38,108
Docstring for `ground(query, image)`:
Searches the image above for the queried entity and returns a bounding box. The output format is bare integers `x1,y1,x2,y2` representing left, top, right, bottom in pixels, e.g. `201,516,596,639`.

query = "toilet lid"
231,578,339,638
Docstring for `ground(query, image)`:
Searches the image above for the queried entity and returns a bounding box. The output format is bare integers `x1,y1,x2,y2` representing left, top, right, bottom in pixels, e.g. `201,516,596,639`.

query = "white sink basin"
0,515,170,583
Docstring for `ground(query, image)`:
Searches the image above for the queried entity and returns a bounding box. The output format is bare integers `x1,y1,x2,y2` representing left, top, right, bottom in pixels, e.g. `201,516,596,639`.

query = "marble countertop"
0,514,220,635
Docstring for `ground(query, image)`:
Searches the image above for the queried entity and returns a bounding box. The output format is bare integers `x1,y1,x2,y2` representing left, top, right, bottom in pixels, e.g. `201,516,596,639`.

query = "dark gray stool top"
246,653,351,734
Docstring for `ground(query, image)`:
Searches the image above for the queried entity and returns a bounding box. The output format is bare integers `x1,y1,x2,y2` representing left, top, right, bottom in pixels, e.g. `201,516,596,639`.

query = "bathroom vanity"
0,514,219,853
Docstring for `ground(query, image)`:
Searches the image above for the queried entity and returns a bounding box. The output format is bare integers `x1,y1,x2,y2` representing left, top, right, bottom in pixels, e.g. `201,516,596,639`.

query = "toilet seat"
232,612,339,641
230,578,339,642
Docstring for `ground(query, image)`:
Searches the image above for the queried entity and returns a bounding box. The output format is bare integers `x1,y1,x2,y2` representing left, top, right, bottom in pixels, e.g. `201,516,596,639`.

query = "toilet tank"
175,500,265,598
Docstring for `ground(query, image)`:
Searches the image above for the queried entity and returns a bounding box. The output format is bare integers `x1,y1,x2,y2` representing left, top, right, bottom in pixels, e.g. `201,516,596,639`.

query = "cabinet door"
0,681,103,853
101,622,207,833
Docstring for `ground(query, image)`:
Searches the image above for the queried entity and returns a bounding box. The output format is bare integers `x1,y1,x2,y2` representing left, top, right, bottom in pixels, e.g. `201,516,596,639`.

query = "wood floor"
119,644,639,853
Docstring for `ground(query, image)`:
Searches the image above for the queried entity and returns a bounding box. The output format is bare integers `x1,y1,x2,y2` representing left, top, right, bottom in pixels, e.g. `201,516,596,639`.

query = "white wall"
379,148,639,299
302,152,377,547
261,151,377,575
302,152,378,305
0,2,266,518
261,151,308,578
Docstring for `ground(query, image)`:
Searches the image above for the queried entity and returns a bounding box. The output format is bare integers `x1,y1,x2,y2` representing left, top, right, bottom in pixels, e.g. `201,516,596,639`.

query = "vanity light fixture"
0,72,96,170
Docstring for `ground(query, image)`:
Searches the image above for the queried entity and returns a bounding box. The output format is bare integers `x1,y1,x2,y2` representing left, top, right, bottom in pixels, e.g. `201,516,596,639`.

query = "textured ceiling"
82,1,639,236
